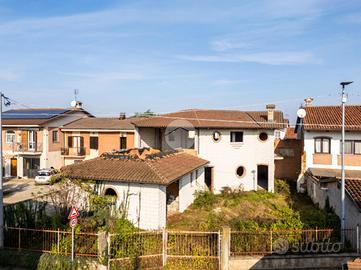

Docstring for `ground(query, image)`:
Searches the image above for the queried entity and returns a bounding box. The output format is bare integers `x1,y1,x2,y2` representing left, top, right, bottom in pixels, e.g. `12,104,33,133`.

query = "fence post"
107,233,111,270
221,226,230,270
357,225,360,254
270,230,273,253
18,228,21,251
57,229,60,254
97,231,108,266
162,228,168,266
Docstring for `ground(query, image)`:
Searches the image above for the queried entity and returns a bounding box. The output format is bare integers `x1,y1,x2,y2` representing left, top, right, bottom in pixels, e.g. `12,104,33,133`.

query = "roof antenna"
74,89,79,101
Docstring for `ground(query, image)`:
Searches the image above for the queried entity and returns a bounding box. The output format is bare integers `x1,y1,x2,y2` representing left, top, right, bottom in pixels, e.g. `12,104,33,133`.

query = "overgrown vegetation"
37,253,94,270
168,179,340,231
0,250,41,270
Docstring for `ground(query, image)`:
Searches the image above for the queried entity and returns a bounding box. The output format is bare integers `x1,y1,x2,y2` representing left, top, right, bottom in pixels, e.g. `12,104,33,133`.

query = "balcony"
61,147,86,157
15,142,43,153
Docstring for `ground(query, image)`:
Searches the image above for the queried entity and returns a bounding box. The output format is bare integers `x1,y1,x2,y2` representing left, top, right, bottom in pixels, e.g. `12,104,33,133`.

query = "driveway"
3,178,54,205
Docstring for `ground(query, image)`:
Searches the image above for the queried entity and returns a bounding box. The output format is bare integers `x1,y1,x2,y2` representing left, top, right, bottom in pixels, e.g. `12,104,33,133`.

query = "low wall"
230,253,359,270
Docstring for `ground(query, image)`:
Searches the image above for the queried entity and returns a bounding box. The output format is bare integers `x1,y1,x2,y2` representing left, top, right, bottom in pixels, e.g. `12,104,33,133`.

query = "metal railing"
61,147,86,156
108,230,221,270
230,228,360,256
3,227,98,257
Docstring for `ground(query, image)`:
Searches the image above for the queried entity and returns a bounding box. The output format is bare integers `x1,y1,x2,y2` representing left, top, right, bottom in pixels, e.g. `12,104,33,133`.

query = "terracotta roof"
63,118,134,130
284,127,298,140
303,105,361,131
306,168,361,210
132,109,286,129
61,148,209,185
346,179,361,210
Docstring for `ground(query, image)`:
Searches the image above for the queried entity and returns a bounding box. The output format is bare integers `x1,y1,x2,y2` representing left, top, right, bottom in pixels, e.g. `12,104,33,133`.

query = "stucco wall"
304,131,361,170
198,129,275,193
98,181,167,230
178,167,206,212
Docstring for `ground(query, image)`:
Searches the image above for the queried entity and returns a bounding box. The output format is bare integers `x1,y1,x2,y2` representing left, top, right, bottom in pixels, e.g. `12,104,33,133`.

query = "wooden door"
11,158,17,176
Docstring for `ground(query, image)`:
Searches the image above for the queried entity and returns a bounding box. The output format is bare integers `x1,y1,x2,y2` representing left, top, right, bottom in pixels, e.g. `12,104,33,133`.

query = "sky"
1,0,361,122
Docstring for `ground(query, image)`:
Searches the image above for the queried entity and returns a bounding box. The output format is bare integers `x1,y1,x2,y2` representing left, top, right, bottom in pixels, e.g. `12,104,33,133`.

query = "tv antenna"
74,89,79,100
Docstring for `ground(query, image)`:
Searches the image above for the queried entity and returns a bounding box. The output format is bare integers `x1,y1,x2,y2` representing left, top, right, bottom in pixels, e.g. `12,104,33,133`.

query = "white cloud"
178,51,316,65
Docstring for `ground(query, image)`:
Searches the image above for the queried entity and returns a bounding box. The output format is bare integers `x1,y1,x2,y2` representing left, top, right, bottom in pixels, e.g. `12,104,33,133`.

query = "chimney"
304,97,314,107
266,104,276,122
119,112,126,120
75,101,83,109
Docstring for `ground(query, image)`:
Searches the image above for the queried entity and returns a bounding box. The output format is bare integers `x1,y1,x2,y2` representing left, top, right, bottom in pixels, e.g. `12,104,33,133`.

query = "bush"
0,250,41,269
193,191,218,209
37,253,94,270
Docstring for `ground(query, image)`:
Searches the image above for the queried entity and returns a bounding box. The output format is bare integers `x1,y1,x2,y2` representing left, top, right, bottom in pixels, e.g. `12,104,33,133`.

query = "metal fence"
108,230,221,270
4,227,98,257
230,228,360,256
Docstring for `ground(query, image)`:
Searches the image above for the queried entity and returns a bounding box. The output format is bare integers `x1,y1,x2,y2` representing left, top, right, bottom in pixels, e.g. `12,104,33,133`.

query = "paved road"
3,178,54,205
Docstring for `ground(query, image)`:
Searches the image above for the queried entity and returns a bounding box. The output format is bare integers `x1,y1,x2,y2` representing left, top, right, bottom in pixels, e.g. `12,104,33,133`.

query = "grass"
167,179,340,231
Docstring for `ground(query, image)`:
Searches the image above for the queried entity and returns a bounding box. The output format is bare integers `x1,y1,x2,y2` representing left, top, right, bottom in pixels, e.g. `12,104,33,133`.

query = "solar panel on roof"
3,109,68,119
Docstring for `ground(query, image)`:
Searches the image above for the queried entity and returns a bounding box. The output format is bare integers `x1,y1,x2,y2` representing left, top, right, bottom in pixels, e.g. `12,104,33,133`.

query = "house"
295,100,361,230
61,148,209,230
3,104,91,178
131,105,287,193
274,127,303,181
60,116,135,165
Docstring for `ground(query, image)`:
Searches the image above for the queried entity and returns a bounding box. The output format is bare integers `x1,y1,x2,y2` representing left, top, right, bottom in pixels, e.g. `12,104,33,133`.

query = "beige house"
3,106,91,178
60,117,135,165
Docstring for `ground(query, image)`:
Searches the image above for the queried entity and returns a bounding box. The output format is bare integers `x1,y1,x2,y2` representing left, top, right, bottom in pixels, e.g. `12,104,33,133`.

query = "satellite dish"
70,100,77,107
297,108,306,119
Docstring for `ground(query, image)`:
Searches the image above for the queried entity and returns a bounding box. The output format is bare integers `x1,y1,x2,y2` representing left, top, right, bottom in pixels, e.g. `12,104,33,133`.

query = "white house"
61,148,209,230
3,104,91,178
132,105,287,193
295,101,361,230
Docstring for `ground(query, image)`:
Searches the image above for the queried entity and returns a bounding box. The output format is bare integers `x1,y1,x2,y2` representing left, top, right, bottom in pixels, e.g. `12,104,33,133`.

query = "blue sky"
1,0,361,122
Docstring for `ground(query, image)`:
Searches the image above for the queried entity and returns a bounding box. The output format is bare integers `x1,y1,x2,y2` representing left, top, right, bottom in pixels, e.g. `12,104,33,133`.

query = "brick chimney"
266,104,276,122
119,112,126,120
304,97,314,107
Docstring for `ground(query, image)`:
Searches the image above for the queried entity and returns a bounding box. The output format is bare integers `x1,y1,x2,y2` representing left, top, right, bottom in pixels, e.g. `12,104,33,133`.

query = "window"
5,130,15,144
190,172,194,186
212,131,221,142
230,131,243,143
259,132,268,141
90,137,99,150
314,137,330,154
52,130,59,143
120,137,127,150
339,140,361,155
168,132,175,142
28,130,36,150
236,166,245,178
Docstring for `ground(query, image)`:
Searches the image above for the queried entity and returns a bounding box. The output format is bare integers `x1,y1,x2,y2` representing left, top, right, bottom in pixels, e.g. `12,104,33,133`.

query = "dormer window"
314,137,330,154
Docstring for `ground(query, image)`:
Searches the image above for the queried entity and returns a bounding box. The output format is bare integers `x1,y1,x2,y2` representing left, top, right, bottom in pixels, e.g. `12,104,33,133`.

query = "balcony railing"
61,147,86,156
13,142,43,153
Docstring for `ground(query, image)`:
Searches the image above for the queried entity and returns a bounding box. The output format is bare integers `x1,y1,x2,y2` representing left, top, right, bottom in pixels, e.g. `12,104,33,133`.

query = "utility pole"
0,92,11,248
340,81,353,245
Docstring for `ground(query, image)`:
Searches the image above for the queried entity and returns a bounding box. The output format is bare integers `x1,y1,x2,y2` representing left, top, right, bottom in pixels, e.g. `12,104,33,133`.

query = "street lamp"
340,81,353,245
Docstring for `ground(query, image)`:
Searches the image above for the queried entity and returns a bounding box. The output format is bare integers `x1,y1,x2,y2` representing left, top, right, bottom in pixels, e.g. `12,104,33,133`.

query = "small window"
355,141,361,155
5,130,15,144
259,132,268,141
230,131,243,143
52,130,59,143
212,131,221,142
314,137,330,154
120,136,127,150
168,132,175,142
90,136,99,150
344,140,353,154
236,166,245,178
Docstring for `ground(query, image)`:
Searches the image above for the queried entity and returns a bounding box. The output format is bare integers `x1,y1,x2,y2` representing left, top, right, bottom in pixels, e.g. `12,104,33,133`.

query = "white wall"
198,129,275,193
304,131,361,170
98,181,167,230
178,167,206,212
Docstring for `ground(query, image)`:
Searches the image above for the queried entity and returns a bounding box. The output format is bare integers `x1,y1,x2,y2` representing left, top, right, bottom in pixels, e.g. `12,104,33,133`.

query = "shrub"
193,190,218,209
0,250,40,270
37,253,94,270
